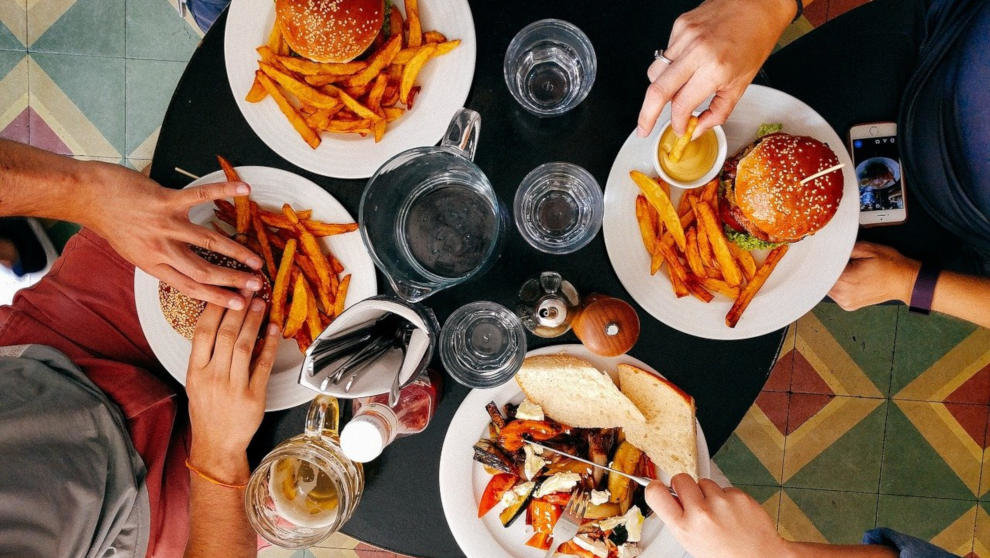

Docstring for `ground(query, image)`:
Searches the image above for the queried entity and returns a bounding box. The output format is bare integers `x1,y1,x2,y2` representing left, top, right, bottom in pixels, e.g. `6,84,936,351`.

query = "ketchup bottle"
339,369,441,463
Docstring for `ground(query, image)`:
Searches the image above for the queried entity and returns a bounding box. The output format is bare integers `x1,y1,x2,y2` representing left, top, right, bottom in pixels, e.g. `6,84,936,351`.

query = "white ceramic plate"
134,166,377,411
224,0,477,178
603,85,858,340
439,344,709,558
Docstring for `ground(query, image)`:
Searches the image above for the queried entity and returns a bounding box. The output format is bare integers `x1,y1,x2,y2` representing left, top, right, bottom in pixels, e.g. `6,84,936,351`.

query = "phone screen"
852,136,904,211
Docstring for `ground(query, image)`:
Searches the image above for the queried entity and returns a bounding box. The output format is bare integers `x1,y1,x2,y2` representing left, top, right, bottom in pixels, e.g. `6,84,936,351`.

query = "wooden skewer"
174,166,201,180
800,163,845,185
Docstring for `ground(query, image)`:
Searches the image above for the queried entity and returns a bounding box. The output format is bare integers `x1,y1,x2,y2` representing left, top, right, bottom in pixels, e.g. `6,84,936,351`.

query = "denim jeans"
187,0,230,32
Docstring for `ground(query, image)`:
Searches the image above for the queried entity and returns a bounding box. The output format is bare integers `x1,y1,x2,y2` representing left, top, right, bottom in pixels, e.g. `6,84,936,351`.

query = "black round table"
150,1,785,555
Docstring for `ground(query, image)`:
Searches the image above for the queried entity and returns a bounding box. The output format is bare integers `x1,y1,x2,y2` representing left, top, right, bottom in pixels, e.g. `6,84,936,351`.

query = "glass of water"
440,301,527,388
514,162,603,254
503,19,597,117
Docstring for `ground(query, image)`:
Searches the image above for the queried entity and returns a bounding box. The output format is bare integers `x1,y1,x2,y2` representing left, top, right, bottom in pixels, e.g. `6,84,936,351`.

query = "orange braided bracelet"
185,458,249,489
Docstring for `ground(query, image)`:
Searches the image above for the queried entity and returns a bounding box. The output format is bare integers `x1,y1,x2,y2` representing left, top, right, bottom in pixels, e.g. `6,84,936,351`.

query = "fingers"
179,181,250,208
697,478,724,499
155,264,246,310
645,480,684,523
230,298,267,389
637,59,696,137
250,323,281,395
647,59,670,83
695,88,742,137
212,295,252,378
180,226,263,271
669,71,716,136
189,303,225,369
670,473,704,511
850,241,881,259
173,245,263,293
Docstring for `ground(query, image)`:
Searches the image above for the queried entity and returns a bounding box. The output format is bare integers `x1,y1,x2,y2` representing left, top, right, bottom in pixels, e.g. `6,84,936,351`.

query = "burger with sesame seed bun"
275,0,386,63
158,247,272,340
718,130,843,250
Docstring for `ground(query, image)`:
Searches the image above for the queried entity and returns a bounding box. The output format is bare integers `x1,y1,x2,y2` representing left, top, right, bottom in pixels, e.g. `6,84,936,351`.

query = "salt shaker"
515,271,581,338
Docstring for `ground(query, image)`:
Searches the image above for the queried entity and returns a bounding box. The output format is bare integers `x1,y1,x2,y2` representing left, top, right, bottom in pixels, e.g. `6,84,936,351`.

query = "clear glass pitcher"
359,108,506,302
245,395,363,548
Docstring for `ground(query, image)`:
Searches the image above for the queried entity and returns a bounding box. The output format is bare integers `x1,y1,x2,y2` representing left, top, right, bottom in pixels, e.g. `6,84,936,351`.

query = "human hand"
636,0,795,138
829,242,920,310
82,161,264,310
186,297,280,481
646,474,794,558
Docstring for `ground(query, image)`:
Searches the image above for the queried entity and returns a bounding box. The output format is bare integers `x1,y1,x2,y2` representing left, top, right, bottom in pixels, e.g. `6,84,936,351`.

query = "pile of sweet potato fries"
214,156,357,352
630,170,788,328
246,0,460,145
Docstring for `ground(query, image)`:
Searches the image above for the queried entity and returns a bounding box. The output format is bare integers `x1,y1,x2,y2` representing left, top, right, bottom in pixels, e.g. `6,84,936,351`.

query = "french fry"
406,86,422,108
667,116,699,164
259,214,357,236
325,118,374,133
701,178,719,203
728,241,757,281
282,204,332,292
298,255,334,312
344,82,373,99
294,329,312,353
337,90,380,120
383,107,404,121
277,57,366,76
277,35,290,57
266,24,282,51
691,198,743,286
393,39,460,64
390,6,404,47
256,46,279,64
701,278,740,299
405,0,422,47
657,242,689,285
271,238,297,328
696,220,715,268
304,73,356,87
328,253,345,275
684,227,706,278
635,195,657,256
685,277,714,303
259,209,312,226
216,155,250,235
343,33,402,88
258,62,341,109
256,72,321,148
630,170,686,251
726,245,789,327
250,203,277,278
400,44,435,105
677,191,693,215
367,73,388,116
333,274,351,317
424,31,447,43
245,73,267,102
301,276,323,340
664,263,689,298
373,118,387,142
283,274,308,338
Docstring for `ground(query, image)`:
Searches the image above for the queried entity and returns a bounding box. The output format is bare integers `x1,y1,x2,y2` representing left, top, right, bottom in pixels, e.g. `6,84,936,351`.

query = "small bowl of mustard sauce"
651,116,727,189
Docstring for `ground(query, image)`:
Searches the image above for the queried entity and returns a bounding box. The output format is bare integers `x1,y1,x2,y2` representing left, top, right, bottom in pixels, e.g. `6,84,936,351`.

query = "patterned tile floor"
3,1,989,557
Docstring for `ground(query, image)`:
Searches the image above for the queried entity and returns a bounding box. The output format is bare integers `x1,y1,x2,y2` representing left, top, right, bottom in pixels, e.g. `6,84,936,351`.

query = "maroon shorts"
0,229,189,557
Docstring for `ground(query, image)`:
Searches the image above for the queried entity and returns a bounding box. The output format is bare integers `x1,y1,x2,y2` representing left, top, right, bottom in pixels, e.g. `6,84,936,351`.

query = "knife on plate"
524,440,678,496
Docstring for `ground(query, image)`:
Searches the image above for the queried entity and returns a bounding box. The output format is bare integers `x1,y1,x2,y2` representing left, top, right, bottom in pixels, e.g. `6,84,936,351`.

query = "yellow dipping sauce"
658,127,718,183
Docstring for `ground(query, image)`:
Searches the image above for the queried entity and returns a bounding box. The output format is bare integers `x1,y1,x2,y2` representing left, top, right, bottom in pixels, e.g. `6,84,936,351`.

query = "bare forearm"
788,542,897,558
0,139,105,225
931,271,990,328
184,449,256,558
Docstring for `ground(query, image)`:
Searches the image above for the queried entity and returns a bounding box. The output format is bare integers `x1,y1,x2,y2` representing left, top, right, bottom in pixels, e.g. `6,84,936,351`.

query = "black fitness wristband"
908,262,940,315
792,0,804,22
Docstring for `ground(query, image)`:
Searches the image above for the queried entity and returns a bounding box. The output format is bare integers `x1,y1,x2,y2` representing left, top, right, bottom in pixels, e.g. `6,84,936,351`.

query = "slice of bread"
617,364,699,479
515,354,646,428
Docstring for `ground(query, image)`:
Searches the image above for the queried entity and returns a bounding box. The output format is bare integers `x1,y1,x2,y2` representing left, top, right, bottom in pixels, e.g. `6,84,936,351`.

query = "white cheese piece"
589,489,611,506
515,399,545,421
596,515,625,532
523,445,548,481
499,481,534,507
623,506,645,543
533,472,581,498
572,535,609,558
616,543,642,558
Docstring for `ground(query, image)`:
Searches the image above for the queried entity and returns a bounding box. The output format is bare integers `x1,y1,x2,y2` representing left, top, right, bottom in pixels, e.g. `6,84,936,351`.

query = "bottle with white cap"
340,369,440,463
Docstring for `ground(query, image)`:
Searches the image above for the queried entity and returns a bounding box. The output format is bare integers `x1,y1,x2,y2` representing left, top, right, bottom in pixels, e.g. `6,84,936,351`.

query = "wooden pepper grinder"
571,294,640,357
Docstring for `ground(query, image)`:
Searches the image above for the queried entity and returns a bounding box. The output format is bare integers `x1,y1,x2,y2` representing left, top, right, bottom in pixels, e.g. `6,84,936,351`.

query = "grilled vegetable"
478,473,516,518
486,401,506,430
587,429,616,486
529,499,562,534
473,440,515,474
583,501,621,519
607,441,643,507
499,480,536,527
498,420,565,452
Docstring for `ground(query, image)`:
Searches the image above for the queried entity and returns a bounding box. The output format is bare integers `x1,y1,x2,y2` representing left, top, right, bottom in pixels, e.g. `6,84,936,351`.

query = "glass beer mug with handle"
359,108,506,303
245,395,363,548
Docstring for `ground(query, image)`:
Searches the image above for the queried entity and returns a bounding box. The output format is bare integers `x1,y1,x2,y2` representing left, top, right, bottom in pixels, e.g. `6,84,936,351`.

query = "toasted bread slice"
617,364,699,479
515,354,645,428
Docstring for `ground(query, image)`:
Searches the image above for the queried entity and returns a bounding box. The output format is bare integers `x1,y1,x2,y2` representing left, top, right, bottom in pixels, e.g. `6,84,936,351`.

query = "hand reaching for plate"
828,242,919,310
84,161,265,309
636,0,796,138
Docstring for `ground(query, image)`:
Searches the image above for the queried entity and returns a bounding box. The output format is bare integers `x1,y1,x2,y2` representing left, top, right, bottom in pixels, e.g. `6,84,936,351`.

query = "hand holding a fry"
828,242,920,311
82,161,265,310
637,0,795,138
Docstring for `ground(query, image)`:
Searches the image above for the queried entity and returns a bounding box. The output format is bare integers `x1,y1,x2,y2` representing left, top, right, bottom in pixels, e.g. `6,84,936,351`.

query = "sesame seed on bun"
729,133,843,244
275,0,385,63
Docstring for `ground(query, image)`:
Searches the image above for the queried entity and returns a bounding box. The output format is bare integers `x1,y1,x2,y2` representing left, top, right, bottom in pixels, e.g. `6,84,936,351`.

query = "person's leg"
187,0,230,33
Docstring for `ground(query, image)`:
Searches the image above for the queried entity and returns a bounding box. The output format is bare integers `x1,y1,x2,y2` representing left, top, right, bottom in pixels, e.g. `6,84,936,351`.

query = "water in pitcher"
400,181,497,279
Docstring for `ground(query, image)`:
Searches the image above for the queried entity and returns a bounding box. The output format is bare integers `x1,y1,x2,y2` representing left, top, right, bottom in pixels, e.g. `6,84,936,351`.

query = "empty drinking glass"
503,19,597,117
439,301,527,388
513,162,604,254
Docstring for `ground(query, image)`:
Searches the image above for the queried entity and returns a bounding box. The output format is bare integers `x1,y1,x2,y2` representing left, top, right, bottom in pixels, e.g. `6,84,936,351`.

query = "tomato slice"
478,473,517,517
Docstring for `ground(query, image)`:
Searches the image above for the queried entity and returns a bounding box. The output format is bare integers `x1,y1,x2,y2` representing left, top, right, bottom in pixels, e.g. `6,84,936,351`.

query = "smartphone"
848,122,907,227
